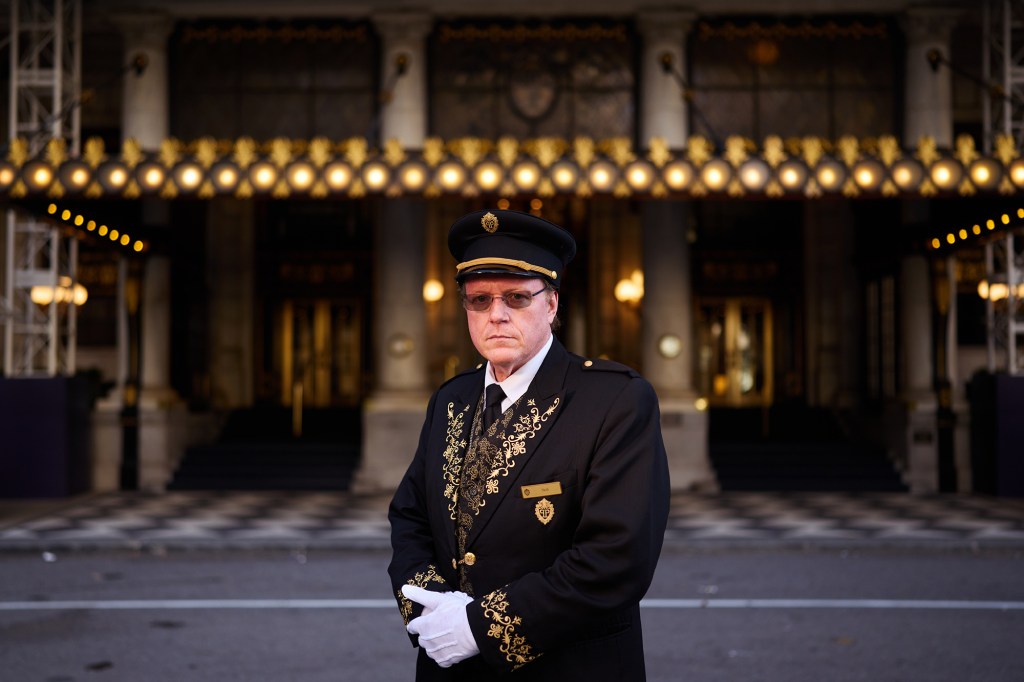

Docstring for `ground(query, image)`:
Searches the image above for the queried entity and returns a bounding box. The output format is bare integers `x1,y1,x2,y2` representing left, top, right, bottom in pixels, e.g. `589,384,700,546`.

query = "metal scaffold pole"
2,0,82,376
982,1,1024,375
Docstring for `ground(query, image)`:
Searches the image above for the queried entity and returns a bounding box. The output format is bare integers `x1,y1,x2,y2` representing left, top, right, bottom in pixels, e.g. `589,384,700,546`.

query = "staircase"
168,407,361,491
708,407,907,492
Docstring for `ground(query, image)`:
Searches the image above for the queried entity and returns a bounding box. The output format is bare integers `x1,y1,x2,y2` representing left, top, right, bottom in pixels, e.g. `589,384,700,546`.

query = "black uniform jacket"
389,338,670,681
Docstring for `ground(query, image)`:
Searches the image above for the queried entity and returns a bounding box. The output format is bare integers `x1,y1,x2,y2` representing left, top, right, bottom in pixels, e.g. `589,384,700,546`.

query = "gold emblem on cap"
534,498,554,525
481,212,499,233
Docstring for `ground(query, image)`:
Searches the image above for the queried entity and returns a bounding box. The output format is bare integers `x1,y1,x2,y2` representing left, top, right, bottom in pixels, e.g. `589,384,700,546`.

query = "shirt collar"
485,334,553,412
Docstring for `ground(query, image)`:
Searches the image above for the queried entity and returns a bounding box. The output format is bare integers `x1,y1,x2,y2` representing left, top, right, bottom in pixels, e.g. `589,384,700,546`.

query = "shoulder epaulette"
579,357,639,377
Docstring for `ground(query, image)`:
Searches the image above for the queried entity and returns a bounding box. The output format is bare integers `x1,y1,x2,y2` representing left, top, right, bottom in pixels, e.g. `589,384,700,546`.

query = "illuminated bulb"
946,233,955,244
48,204,57,214
959,229,968,240
475,165,501,190
326,166,350,188
422,279,445,303
1013,165,1024,184
1019,208,1024,218
931,238,941,249
0,168,13,184
133,241,144,252
254,166,276,188
591,168,611,189
497,198,510,209
628,166,650,187
438,165,464,190
108,168,127,187
780,168,799,187
180,167,201,189
402,167,425,188
87,221,96,231
694,397,708,411
144,168,164,187
893,167,911,186
987,219,995,230
61,209,71,220
973,225,981,235
74,215,84,226
933,166,951,185
109,229,119,241
552,167,576,188
33,167,53,185
289,166,313,189
364,165,388,189
972,166,991,184
217,168,237,186
98,225,108,236
120,234,130,246
705,167,723,187
1002,213,1010,224
742,167,765,187
856,168,874,186
70,168,89,186
666,167,689,189
530,198,542,210
515,166,538,187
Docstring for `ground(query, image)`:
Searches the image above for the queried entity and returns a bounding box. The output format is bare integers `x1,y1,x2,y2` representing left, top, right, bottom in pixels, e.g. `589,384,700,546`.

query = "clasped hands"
402,584,479,668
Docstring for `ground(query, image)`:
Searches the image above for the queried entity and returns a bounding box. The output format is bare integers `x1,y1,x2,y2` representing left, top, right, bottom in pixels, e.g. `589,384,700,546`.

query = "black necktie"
484,384,506,429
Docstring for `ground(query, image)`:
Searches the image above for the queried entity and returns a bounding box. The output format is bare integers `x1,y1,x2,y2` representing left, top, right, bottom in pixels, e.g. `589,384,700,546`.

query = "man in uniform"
388,208,670,681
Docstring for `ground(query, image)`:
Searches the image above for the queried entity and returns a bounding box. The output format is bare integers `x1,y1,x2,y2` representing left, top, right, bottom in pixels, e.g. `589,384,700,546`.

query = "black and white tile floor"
1,491,1022,551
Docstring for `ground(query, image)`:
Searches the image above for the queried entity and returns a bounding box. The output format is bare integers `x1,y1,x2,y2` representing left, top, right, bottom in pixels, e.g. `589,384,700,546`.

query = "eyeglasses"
462,287,548,312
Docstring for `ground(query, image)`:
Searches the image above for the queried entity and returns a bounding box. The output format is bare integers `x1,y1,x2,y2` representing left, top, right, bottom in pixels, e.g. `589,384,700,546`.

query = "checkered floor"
1,491,1022,550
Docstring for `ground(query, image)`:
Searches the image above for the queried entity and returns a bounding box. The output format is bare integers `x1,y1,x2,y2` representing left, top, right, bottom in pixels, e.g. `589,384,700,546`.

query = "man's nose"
488,296,511,319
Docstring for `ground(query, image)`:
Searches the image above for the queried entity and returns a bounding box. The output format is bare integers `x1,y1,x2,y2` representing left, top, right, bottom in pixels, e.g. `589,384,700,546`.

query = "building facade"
3,0,1020,498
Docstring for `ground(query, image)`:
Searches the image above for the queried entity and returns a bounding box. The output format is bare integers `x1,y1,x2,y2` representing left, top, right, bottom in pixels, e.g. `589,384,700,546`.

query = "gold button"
584,360,593,367
464,552,476,566
476,363,483,369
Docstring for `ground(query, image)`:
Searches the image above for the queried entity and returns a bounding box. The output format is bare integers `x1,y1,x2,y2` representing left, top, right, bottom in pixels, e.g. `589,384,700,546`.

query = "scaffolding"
982,0,1024,375
2,0,81,376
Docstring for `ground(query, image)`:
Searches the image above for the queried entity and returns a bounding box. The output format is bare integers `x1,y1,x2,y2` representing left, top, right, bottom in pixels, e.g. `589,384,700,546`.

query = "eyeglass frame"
461,285,551,312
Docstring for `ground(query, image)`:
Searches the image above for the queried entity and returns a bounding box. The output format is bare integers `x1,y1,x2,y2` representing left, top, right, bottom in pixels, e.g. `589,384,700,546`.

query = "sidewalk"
1,490,1023,552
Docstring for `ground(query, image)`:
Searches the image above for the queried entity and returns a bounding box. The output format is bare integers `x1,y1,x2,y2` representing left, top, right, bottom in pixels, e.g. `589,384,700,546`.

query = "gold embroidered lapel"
441,401,472,521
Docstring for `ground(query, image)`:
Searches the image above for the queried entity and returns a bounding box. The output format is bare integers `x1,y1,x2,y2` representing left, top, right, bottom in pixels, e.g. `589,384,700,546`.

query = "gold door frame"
696,297,774,407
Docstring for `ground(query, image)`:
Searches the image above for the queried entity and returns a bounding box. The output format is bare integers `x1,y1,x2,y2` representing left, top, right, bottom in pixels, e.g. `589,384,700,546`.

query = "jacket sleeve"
465,375,671,672
387,392,454,639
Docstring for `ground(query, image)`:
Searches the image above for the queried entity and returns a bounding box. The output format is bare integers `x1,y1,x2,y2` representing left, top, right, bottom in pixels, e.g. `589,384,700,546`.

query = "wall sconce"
512,161,542,192
436,161,466,192
625,160,656,192
738,158,770,192
59,160,92,193
852,159,885,192
550,160,579,192
23,161,54,192
891,158,923,191
173,161,204,193
30,276,88,307
211,161,240,192
777,159,808,192
657,333,682,359
423,278,445,303
614,269,644,305
968,158,1001,191
978,279,1024,301
249,161,278,192
286,161,317,192
136,160,167,192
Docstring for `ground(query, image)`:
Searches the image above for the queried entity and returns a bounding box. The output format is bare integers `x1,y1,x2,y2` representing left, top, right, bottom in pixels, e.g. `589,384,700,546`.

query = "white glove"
402,585,479,668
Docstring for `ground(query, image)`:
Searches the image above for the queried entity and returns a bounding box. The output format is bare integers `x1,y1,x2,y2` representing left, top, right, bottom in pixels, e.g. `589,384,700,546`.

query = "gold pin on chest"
534,498,554,525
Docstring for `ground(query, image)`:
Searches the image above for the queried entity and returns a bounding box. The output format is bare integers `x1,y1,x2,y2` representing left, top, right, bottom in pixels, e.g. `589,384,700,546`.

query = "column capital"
902,6,962,45
636,8,697,42
109,10,175,46
372,10,433,43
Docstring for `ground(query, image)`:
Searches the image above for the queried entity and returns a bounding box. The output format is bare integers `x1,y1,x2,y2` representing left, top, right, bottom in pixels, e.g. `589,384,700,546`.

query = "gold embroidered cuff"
480,587,540,670
396,564,448,625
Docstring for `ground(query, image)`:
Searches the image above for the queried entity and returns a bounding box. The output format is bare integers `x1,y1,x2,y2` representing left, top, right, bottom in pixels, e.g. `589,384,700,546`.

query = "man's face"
463,275,557,382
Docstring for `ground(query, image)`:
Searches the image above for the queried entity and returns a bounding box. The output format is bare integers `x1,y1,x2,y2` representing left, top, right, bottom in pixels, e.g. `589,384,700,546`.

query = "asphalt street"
1,546,1022,681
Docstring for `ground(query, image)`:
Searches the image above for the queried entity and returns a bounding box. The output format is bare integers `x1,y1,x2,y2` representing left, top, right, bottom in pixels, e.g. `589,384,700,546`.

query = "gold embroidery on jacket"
480,587,539,670
397,564,448,625
442,402,471,521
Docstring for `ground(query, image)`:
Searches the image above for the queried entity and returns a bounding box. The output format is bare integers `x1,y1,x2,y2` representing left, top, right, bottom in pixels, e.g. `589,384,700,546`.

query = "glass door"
278,299,362,409
696,298,774,407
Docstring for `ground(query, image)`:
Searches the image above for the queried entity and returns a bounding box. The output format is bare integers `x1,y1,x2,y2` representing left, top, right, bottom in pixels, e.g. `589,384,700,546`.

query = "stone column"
113,11,184,492
900,6,959,493
901,254,938,492
637,10,713,491
903,8,960,148
354,12,433,495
